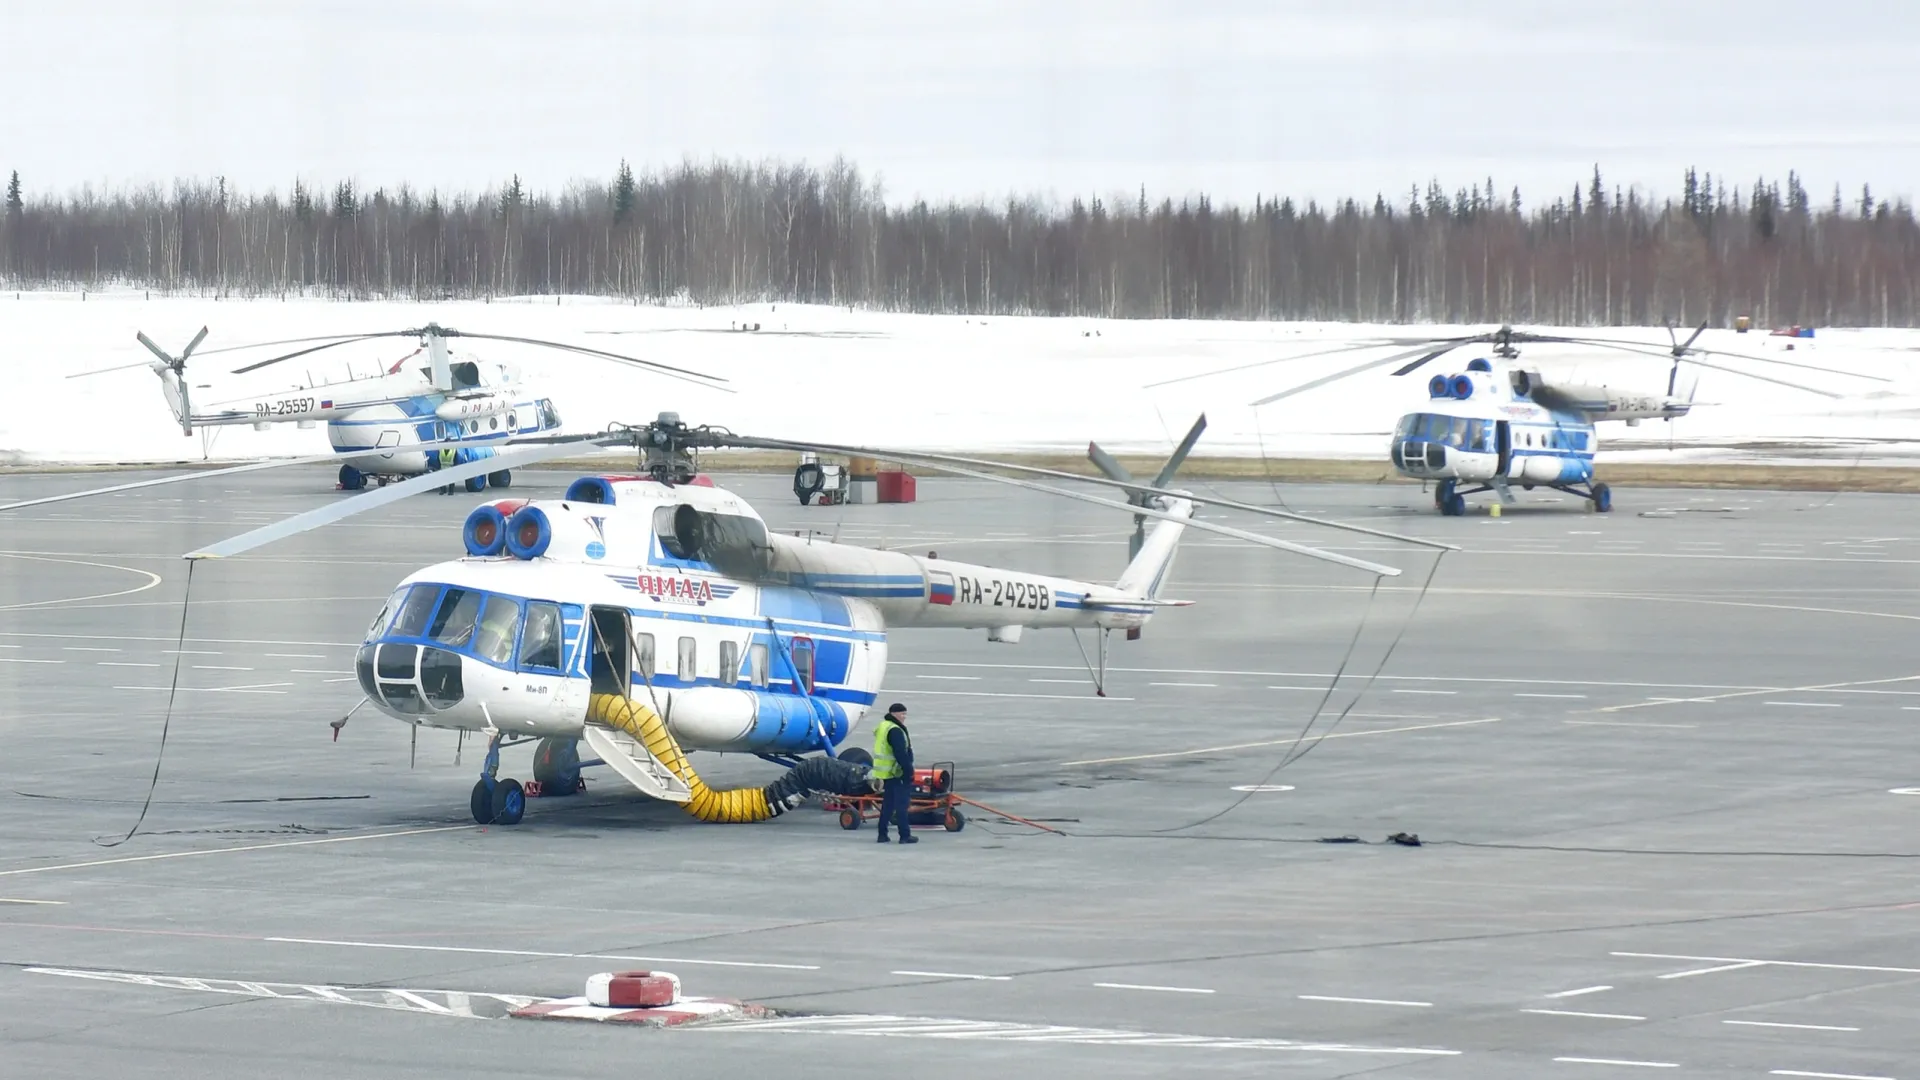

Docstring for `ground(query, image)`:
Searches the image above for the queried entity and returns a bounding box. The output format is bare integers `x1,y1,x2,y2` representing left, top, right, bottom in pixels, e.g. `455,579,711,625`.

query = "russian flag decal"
928,571,955,605
319,399,333,409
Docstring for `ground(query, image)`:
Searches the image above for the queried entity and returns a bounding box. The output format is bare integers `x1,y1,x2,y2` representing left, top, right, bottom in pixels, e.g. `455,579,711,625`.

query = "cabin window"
678,636,697,679
719,640,740,684
749,643,770,687
635,632,656,679
390,585,440,638
428,588,483,648
519,602,562,670
789,638,815,693
474,597,521,665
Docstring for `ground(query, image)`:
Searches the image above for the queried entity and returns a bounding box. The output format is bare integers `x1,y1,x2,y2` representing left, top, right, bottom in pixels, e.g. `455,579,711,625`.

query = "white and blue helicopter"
1157,324,1887,515
69,323,729,492
0,413,1451,829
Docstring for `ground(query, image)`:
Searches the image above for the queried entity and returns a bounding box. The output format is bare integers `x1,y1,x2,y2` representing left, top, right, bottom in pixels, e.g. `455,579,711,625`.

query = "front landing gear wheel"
532,737,581,794
491,778,525,825
470,780,491,824
836,747,872,768
1592,482,1612,513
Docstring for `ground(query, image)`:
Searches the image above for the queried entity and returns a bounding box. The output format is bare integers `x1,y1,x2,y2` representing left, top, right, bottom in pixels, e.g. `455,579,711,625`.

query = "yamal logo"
583,516,608,560
585,541,606,560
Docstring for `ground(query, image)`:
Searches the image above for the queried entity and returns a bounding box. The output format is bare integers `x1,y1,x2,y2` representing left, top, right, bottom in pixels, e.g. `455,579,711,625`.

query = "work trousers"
878,776,912,839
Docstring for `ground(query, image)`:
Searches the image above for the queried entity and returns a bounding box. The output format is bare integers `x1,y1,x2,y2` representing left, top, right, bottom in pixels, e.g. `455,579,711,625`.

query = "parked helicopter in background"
0,412,1452,828
1154,323,1889,515
68,323,730,492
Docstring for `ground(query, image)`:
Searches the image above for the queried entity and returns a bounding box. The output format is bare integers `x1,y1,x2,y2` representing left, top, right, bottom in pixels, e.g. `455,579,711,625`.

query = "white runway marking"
1151,681,1217,688
1769,1071,1892,1080
24,967,541,1018
192,665,254,671
1392,689,1455,695
1524,1008,1646,1021
892,970,1011,981
1545,985,1613,998
0,657,63,664
62,646,120,652
1093,982,1215,994
290,669,351,675
268,936,822,970
96,661,160,667
1518,693,1587,699
1565,720,1698,729
697,1013,1459,1055
264,653,327,659
1660,960,1766,979
0,825,472,878
1614,951,1920,976
1299,995,1432,1007
1725,1020,1860,1032
1267,685,1326,691
910,689,1133,702
1554,1058,1676,1069
1764,701,1843,708
0,897,65,905
1061,718,1501,766
915,675,980,681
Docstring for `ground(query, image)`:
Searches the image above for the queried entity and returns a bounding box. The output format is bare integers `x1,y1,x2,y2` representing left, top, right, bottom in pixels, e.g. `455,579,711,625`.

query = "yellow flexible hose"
587,692,774,823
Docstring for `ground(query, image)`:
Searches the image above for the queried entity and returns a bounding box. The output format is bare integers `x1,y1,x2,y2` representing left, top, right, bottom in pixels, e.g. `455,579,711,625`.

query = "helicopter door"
1494,420,1513,476
587,606,632,697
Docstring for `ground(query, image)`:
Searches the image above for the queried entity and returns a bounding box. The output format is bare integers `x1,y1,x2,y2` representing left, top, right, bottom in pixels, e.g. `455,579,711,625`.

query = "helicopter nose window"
389,585,440,638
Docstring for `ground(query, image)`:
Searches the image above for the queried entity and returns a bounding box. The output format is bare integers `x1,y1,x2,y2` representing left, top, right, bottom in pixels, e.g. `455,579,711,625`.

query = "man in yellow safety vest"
869,703,916,844
436,447,456,495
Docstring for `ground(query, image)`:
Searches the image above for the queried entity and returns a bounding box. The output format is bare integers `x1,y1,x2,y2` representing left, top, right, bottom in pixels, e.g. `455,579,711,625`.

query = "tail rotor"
1088,413,1206,560
69,326,209,435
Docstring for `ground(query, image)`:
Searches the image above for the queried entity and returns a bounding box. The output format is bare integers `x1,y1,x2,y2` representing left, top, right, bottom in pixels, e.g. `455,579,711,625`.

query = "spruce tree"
612,159,636,223
5,170,22,219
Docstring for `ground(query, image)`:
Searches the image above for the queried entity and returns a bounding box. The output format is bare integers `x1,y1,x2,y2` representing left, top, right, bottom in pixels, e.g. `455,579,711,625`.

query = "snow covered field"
2,288,1918,468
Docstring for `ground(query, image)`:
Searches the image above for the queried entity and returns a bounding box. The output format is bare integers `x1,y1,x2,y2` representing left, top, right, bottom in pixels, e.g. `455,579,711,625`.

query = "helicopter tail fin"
1112,495,1193,601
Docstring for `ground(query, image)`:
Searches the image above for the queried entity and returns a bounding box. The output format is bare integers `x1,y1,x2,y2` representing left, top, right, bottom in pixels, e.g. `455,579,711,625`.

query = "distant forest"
1,160,1917,327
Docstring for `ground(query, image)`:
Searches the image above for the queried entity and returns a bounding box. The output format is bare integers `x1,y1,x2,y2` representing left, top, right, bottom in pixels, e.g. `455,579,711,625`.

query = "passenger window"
390,585,440,638
429,588,482,647
635,632,656,679
678,636,697,679
749,643,769,687
474,597,521,665
719,640,740,684
519,602,562,670
790,639,815,693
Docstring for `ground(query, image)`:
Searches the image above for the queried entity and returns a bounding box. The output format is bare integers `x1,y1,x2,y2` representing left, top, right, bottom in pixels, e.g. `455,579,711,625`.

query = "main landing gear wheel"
464,473,488,493
488,470,512,489
836,747,872,768
338,464,366,491
532,737,581,794
471,778,526,825
1591,482,1612,513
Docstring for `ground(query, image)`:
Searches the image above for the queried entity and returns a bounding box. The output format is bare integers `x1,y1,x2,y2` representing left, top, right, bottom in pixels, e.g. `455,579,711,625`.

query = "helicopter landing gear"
488,470,512,489
464,473,488,493
1434,479,1466,517
531,736,581,795
1591,482,1612,513
470,731,525,825
338,464,366,491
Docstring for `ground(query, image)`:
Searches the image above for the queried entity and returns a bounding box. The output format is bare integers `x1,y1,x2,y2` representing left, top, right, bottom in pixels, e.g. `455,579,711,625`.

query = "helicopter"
68,323,731,492
0,412,1453,828
1153,323,1889,515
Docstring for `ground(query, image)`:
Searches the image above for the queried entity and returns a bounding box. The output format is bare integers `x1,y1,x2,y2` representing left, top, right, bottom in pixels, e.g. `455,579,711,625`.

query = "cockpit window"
1398,413,1494,452
474,597,522,665
366,586,409,642
429,588,483,648
519,602,562,671
390,585,441,638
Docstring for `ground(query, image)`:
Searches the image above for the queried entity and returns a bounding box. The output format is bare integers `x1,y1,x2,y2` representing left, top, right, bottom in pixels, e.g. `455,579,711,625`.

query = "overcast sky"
5,0,1917,210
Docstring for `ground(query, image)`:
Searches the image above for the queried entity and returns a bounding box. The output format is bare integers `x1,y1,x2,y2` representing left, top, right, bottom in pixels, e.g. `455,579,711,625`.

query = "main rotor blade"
724,435,1456,553
1389,340,1477,376
232,333,414,374
196,332,400,357
1142,339,1400,390
1151,413,1208,490
184,436,619,561
68,359,157,379
1559,335,1889,382
1248,341,1466,407
449,333,732,390
760,447,1403,576
1673,355,1845,397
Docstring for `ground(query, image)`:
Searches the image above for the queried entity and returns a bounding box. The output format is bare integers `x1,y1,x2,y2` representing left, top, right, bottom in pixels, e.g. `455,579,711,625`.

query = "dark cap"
888,702,907,714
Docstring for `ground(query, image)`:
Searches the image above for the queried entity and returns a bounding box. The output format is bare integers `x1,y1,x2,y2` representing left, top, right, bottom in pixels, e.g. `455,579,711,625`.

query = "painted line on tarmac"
268,936,822,971
1060,719,1501,767
1596,675,1920,715
1299,995,1431,1008
0,897,65,905
0,825,472,878
1554,1058,1676,1069
909,689,1136,702
1096,982,1215,994
695,1013,1460,1055
1614,951,1920,976
1545,985,1612,998
892,970,1012,981
1726,1020,1860,1032
1770,1072,1891,1080
1524,1009,1647,1021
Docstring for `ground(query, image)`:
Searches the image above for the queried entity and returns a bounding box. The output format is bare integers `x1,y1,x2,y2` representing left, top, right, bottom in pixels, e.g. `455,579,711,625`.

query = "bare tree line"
1,160,1916,327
